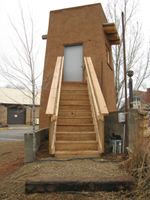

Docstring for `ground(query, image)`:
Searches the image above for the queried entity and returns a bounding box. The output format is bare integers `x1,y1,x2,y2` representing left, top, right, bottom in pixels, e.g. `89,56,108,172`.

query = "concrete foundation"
24,128,49,162
104,109,139,152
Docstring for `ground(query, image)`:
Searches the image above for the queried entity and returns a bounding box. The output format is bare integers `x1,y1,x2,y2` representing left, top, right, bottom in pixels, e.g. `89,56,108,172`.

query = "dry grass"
134,138,150,199
120,136,150,199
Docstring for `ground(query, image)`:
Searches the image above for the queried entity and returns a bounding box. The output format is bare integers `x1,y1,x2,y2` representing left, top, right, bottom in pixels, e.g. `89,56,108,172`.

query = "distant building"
0,88,40,125
133,88,150,114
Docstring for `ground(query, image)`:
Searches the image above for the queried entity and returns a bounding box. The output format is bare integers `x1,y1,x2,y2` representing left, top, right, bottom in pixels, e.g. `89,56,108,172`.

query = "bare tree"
0,3,43,160
105,0,150,109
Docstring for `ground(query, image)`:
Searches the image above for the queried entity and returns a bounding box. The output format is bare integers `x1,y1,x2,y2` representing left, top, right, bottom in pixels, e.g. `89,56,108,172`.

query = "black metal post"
127,71,134,108
122,12,128,149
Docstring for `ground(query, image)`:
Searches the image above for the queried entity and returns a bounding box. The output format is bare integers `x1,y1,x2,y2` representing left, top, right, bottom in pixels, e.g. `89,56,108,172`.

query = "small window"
138,105,141,109
106,45,113,70
106,47,110,64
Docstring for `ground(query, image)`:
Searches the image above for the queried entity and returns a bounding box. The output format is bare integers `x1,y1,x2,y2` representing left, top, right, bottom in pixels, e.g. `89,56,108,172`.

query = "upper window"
106,47,110,64
106,45,113,70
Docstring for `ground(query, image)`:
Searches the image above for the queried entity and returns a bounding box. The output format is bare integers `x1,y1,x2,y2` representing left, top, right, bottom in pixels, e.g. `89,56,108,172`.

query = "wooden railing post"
99,119,104,153
49,117,53,154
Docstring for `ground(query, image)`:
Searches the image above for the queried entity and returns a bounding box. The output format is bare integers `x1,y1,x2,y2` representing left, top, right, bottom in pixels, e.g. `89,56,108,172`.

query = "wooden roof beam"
110,40,121,45
107,33,119,40
103,23,120,45
42,35,47,40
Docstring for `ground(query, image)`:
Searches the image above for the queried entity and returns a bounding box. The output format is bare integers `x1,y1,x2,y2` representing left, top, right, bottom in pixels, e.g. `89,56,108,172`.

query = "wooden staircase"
55,81,99,158
46,57,108,158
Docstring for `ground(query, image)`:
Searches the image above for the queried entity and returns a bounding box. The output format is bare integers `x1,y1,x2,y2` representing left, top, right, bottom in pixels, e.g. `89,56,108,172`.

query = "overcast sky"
0,0,150,87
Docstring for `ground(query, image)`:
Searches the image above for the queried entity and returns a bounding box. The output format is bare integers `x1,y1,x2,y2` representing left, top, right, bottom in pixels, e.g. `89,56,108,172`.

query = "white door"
64,44,83,81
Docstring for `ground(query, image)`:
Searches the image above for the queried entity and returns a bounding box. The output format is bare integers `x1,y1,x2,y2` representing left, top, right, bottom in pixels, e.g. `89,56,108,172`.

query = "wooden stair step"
61,86,87,91
60,100,90,106
58,116,92,119
61,90,88,95
62,81,87,85
55,141,98,151
59,105,91,110
58,110,92,117
57,118,93,125
57,124,94,132
54,150,100,158
57,131,95,134
56,132,96,141
60,94,89,100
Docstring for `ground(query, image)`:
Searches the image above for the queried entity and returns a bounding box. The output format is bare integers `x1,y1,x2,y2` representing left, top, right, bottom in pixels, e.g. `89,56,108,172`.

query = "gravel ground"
0,158,132,200
0,140,133,199
22,158,129,180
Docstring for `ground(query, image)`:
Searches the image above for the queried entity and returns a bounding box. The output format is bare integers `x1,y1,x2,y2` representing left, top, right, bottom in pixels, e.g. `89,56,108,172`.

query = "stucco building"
40,3,120,157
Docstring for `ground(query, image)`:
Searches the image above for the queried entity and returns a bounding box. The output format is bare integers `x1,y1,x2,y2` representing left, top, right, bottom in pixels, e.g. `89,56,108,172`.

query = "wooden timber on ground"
25,176,135,194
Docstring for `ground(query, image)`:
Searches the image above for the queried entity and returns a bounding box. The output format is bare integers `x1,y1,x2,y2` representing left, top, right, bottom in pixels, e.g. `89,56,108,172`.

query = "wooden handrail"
84,57,109,153
85,57,109,117
84,58,100,120
46,56,64,155
84,57,108,119
46,57,63,115
51,57,64,153
55,57,64,119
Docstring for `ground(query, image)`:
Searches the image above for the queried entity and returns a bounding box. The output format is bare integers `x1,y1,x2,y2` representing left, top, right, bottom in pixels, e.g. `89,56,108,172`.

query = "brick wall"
0,105,7,125
147,88,150,104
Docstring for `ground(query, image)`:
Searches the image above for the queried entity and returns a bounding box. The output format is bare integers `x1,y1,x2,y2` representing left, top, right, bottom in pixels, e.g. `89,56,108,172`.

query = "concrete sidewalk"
0,125,40,141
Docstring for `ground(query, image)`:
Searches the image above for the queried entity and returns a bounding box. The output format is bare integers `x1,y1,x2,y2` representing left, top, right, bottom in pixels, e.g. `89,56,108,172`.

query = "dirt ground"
0,141,24,181
0,140,133,200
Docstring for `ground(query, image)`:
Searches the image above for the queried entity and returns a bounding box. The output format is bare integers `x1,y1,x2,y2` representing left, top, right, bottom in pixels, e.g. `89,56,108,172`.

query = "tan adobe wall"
0,105,7,125
40,3,117,128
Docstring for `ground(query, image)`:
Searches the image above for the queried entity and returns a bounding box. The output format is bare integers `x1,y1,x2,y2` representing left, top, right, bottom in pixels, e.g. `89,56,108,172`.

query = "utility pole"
122,12,128,149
